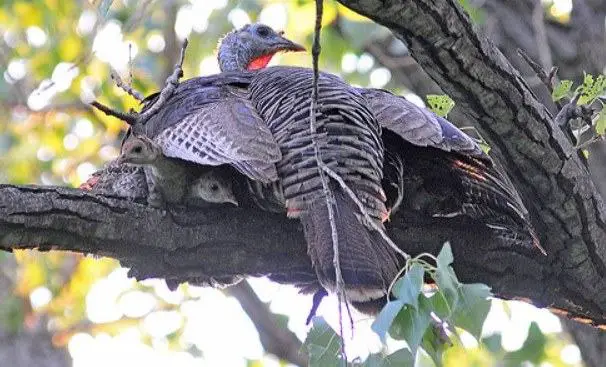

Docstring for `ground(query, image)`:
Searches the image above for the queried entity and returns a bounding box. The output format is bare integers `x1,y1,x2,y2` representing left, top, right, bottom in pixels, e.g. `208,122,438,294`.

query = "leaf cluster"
304,243,493,366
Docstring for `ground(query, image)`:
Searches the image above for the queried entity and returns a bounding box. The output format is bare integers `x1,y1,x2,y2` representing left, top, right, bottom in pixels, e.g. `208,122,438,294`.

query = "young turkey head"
188,171,238,206
118,136,161,165
217,23,305,72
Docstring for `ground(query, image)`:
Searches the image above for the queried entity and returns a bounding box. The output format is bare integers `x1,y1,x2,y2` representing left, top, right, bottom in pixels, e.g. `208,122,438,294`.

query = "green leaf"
0,295,25,334
392,263,424,309
437,242,454,267
479,142,491,155
421,327,446,367
595,107,606,136
577,73,606,105
363,348,414,367
451,283,492,339
371,300,405,342
304,317,343,367
427,94,455,117
552,80,573,101
389,298,432,354
434,243,459,307
427,291,451,319
458,0,485,24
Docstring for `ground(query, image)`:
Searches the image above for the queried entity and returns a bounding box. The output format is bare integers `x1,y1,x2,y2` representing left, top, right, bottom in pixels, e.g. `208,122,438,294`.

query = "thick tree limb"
335,0,606,326
1,182,606,326
3,0,606,336
225,282,307,367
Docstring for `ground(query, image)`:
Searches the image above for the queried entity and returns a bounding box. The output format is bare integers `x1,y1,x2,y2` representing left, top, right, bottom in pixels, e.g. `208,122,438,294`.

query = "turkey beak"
228,198,239,207
274,34,306,53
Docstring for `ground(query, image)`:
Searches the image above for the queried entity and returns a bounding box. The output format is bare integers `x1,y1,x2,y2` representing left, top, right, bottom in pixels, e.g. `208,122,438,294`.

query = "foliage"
426,94,455,118
373,243,492,366
305,244,494,366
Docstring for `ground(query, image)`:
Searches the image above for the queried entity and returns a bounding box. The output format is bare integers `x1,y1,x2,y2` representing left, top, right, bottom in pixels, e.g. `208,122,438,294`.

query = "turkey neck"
217,37,250,72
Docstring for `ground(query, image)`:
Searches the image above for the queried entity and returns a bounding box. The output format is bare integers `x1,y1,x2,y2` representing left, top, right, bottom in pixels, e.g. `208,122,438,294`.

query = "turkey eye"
210,183,219,191
256,26,271,38
132,146,143,154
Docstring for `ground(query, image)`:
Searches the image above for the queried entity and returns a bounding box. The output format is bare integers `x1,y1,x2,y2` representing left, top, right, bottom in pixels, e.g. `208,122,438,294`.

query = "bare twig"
138,39,188,122
90,101,137,124
531,1,553,71
517,48,562,109
321,165,410,262
309,0,348,363
91,39,189,125
110,69,144,102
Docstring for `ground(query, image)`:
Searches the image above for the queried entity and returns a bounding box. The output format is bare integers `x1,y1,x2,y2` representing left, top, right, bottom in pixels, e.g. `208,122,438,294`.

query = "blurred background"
0,0,602,366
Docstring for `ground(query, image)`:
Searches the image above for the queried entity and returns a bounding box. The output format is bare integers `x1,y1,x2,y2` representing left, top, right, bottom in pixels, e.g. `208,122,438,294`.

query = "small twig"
531,1,553,72
576,135,604,151
517,48,563,109
90,39,189,126
138,39,188,122
110,69,144,102
309,0,348,363
321,165,410,261
90,101,137,124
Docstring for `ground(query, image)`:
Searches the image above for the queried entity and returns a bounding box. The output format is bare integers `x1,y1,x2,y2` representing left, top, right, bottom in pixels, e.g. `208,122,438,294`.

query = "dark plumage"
133,68,400,301
124,24,542,311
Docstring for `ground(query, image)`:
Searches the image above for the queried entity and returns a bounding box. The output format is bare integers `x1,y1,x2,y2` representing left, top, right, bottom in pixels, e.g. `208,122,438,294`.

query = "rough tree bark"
2,0,606,355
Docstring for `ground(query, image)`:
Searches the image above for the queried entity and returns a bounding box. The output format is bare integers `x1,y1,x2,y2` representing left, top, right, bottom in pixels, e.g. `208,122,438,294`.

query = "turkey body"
131,66,541,308
133,67,400,301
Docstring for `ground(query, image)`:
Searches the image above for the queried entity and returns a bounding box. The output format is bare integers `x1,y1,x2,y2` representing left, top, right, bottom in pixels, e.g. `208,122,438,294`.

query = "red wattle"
246,53,275,71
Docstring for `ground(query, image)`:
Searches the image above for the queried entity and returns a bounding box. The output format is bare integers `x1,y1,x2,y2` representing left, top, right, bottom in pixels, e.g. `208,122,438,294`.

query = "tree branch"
2,181,606,326
225,282,307,366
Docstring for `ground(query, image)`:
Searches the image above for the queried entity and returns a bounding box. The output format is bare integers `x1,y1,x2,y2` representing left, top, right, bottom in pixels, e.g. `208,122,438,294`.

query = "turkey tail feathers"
299,187,401,304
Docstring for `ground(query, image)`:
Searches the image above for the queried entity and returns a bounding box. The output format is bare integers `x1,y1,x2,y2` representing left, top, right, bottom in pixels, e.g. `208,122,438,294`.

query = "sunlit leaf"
392,262,424,309
595,107,606,136
363,348,414,366
577,73,606,105
304,317,343,367
552,80,572,102
389,297,432,354
503,322,546,366
427,94,455,117
451,283,492,338
371,300,404,342
337,4,371,22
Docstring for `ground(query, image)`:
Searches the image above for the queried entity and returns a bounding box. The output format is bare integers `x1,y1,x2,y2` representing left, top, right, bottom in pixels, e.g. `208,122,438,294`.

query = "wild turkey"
212,24,541,253
120,24,542,309
131,68,401,302
119,135,238,207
